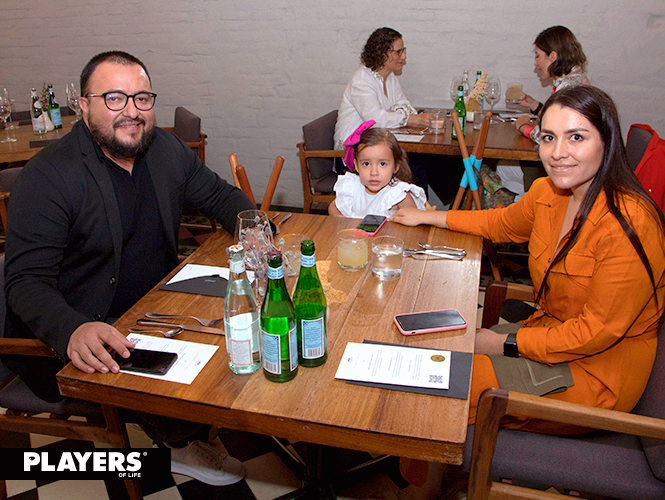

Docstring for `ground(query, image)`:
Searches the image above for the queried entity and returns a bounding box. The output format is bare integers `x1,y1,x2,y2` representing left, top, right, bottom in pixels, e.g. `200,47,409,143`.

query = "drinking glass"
66,83,82,122
2,89,18,130
449,77,463,103
337,229,368,271
278,233,309,277
235,209,273,297
0,102,17,143
371,236,404,281
428,111,445,134
485,77,501,123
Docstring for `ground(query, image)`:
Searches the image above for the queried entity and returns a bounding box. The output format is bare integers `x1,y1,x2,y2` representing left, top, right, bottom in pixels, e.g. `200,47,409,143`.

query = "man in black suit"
4,51,255,486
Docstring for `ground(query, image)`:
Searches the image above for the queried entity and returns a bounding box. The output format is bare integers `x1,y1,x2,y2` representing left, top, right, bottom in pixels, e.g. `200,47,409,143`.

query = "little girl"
328,121,427,218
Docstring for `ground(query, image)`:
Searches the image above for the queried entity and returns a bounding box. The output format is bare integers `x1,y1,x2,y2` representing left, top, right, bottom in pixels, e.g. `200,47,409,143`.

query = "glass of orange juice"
337,229,368,271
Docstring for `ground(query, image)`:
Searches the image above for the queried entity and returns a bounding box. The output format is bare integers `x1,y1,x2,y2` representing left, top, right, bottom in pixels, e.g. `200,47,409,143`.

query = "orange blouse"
448,177,665,412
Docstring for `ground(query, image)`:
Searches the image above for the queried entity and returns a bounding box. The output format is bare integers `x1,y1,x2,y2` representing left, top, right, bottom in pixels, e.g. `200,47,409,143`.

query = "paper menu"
392,133,425,143
335,342,451,390
123,333,219,385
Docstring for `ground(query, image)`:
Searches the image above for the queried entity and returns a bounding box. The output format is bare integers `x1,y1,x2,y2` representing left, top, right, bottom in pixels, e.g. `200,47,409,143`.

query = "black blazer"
3,121,254,400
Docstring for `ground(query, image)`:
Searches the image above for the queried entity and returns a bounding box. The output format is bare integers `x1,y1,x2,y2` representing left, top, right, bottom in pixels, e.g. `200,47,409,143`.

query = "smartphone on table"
112,348,178,375
356,214,387,236
394,309,467,336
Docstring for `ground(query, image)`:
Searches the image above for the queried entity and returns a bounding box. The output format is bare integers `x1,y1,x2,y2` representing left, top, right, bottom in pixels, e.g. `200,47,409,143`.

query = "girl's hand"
519,93,539,110
515,114,532,134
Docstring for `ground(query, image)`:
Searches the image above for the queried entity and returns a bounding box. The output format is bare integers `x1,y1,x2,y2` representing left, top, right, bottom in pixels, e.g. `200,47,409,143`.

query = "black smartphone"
394,309,467,336
112,348,178,376
356,214,387,236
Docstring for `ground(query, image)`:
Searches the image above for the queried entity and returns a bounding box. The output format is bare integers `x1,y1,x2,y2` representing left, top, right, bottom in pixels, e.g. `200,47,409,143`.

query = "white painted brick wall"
2,0,664,208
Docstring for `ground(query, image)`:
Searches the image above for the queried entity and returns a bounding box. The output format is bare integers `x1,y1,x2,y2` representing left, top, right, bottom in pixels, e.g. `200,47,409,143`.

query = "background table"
57,213,482,465
0,116,76,164
398,115,539,161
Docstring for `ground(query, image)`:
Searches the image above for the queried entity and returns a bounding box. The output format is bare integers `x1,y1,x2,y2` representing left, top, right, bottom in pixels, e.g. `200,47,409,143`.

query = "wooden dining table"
57,213,482,471
397,113,539,161
0,115,77,164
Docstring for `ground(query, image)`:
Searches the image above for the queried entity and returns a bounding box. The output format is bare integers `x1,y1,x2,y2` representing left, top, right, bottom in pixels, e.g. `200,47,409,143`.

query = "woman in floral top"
515,25,590,144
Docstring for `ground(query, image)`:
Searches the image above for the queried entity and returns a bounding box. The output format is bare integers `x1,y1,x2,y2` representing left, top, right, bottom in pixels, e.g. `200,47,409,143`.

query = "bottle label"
229,339,252,366
289,326,298,371
50,108,62,128
301,318,325,359
301,254,315,268
230,259,245,274
262,331,281,374
268,265,284,280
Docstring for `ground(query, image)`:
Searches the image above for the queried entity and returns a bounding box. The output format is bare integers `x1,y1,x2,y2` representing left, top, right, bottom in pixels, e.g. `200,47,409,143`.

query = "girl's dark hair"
361,27,402,72
536,85,665,306
534,25,587,78
351,128,411,183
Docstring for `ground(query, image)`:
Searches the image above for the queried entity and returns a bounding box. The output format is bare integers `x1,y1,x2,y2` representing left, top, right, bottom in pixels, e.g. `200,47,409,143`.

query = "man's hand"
67,322,135,374
474,328,508,355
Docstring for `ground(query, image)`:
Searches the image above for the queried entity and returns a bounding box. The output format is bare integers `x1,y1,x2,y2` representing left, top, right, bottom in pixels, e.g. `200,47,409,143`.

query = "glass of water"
371,236,404,281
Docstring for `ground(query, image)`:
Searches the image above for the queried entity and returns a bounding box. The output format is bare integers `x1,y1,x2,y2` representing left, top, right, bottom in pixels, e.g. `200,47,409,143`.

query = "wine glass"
2,89,18,130
234,209,273,297
485,77,502,123
66,82,82,122
449,77,463,103
0,101,17,143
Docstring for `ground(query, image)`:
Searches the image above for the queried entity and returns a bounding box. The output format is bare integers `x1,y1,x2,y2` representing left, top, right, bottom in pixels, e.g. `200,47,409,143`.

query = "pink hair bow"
343,120,376,171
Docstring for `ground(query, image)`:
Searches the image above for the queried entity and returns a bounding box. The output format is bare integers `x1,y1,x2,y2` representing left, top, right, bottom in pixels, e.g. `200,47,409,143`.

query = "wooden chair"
227,154,284,212
0,255,142,499
162,106,207,163
162,107,217,232
465,280,665,500
296,110,344,213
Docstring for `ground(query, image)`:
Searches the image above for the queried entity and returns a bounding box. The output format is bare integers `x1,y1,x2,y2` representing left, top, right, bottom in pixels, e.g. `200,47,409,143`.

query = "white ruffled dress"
332,173,427,218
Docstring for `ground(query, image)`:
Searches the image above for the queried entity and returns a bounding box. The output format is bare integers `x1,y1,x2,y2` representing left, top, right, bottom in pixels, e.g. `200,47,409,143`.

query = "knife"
137,319,225,336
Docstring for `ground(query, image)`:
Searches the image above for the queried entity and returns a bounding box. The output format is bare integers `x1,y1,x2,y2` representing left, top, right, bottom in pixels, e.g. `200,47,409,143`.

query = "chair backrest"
173,106,201,142
633,316,665,479
626,124,653,171
302,110,338,185
230,156,284,212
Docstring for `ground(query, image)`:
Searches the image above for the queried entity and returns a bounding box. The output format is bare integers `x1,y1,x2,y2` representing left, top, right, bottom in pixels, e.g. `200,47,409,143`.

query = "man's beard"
90,117,155,160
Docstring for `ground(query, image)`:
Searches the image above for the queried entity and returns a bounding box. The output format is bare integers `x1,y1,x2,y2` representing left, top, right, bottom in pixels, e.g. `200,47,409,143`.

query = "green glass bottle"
47,84,62,129
451,85,466,140
261,250,298,382
293,240,328,367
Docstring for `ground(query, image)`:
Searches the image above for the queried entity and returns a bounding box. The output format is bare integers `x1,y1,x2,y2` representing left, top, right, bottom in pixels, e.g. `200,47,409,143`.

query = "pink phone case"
394,309,467,336
357,215,387,236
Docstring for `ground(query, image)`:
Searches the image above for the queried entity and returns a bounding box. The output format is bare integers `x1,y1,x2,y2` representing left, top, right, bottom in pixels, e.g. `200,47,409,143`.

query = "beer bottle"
224,244,261,374
47,84,62,129
293,240,327,367
30,88,46,135
451,85,466,140
261,250,298,382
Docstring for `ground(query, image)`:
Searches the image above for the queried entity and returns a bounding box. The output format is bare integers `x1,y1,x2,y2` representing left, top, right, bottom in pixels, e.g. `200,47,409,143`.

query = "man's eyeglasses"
390,47,407,56
84,91,157,111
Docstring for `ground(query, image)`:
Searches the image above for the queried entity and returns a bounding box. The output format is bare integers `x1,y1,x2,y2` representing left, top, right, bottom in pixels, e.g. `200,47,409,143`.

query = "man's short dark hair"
80,51,151,96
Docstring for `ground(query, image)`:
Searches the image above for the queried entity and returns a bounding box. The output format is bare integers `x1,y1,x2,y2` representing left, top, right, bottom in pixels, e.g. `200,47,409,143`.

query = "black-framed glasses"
390,47,407,56
85,91,157,111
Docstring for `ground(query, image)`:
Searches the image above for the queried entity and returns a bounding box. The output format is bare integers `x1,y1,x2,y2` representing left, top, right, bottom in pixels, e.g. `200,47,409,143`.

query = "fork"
403,249,464,260
145,312,224,327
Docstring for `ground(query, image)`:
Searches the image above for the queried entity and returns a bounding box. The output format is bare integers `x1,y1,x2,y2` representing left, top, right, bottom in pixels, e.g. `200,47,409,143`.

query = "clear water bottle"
224,244,261,374
461,70,470,98
30,88,46,135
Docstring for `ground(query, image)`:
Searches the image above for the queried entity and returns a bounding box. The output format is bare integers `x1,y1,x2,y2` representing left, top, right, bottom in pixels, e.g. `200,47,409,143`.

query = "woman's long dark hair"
361,27,402,72
535,25,587,78
536,86,665,306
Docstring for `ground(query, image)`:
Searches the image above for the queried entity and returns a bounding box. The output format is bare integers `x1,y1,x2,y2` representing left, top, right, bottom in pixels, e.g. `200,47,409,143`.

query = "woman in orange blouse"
393,86,665,496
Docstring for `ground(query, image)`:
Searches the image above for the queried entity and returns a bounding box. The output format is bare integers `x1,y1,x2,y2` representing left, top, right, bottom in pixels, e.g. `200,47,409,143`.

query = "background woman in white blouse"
334,27,463,203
